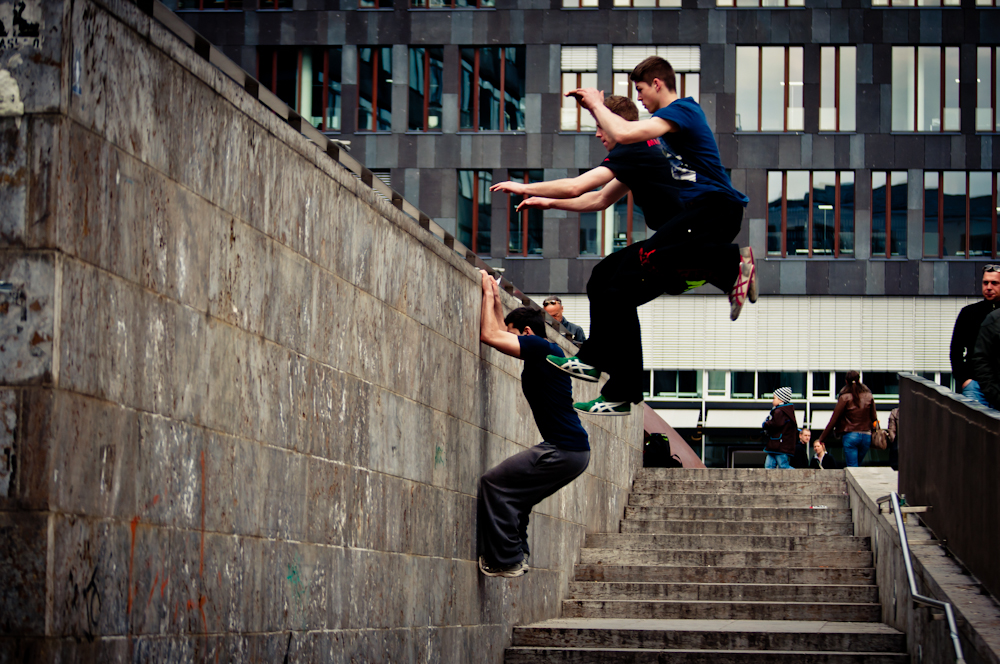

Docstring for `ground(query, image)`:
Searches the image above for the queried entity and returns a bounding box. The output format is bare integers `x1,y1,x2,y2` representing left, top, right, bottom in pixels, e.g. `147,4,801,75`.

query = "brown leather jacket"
819,388,878,443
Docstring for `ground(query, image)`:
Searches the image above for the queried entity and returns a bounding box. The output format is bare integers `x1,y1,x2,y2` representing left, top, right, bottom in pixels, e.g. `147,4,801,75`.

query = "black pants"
477,442,590,567
577,196,744,404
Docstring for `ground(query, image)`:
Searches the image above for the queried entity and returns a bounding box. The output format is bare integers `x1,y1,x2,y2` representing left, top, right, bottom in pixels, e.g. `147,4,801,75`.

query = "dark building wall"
173,0,999,297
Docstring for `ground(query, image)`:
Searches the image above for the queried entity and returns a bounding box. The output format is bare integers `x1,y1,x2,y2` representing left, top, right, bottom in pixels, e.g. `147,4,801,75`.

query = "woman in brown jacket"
818,370,878,467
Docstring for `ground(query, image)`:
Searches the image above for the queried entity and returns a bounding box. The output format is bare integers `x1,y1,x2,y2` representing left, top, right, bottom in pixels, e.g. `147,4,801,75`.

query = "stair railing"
882,491,966,664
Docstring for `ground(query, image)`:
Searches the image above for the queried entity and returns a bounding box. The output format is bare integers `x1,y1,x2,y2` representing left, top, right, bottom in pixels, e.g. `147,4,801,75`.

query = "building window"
706,371,727,397
736,46,803,132
413,0,493,7
757,372,806,399
613,46,700,118
507,170,543,255
409,47,444,131
811,371,831,397
259,0,292,8
923,172,998,258
561,47,598,132
580,210,601,255
653,371,701,398
615,0,681,8
458,170,492,255
977,47,999,132
731,372,755,399
358,47,392,132
873,0,957,6
610,193,648,253
563,0,598,6
767,171,855,257
891,46,960,132
717,0,802,6
257,47,342,131
177,0,244,8
460,47,526,132
872,171,908,258
864,372,900,398
819,46,856,132
977,0,999,5
360,0,392,7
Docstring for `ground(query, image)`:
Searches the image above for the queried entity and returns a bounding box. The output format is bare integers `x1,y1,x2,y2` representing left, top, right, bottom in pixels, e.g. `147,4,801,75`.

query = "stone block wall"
0,1,644,660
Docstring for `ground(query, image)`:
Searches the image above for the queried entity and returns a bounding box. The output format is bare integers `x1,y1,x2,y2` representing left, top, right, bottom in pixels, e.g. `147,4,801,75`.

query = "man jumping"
476,270,591,577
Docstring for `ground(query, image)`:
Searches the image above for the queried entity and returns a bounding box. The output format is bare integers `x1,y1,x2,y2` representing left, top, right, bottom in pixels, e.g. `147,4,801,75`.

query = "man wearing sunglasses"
542,296,586,344
949,264,1000,406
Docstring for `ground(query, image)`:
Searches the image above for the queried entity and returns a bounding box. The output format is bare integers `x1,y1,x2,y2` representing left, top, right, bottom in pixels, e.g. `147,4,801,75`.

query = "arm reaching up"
479,270,521,358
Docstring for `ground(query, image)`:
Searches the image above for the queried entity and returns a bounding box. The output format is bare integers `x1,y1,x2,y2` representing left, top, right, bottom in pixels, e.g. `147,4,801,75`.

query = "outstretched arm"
491,166,615,200
518,179,630,213
568,88,676,144
479,270,521,358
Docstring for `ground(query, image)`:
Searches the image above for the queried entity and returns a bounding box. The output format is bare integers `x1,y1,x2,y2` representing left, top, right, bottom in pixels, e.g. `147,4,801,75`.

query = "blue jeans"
842,432,871,467
765,453,792,469
963,380,992,408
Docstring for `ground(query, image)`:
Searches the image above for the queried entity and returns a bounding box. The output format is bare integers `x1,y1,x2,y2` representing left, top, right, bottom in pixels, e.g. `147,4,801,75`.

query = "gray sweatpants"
477,441,591,567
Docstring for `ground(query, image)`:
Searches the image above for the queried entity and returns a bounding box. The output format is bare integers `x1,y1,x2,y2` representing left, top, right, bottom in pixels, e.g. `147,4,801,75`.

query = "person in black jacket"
810,440,843,470
762,387,797,469
950,265,1000,406
971,308,1000,411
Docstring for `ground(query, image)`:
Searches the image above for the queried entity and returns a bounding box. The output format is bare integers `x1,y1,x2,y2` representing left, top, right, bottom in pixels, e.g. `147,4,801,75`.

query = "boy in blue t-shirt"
475,270,590,578
534,56,756,416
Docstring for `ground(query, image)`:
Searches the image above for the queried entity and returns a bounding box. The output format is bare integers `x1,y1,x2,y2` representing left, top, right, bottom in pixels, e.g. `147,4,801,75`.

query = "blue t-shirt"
650,97,749,210
517,335,590,451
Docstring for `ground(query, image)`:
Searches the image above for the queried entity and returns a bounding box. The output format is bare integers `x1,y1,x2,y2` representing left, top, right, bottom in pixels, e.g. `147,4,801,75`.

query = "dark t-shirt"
601,140,683,232
518,335,590,451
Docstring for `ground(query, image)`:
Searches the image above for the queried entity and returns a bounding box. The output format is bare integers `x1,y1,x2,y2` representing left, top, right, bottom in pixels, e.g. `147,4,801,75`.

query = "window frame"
767,170,855,258
613,0,681,7
460,46,526,133
256,46,342,132
922,171,999,259
612,46,701,118
408,46,444,132
561,47,599,132
977,46,999,133
819,46,856,133
870,171,909,258
506,169,544,256
891,46,960,133
873,0,958,7
258,0,292,8
716,0,803,6
735,46,804,132
457,170,492,256
411,0,494,7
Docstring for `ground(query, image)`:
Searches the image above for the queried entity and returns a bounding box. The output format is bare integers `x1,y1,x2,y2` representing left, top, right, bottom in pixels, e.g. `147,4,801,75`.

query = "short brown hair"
603,95,639,122
630,56,676,93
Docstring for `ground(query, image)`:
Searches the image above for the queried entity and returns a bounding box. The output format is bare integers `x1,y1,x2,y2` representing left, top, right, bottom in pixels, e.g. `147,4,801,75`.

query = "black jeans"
477,442,590,567
577,195,744,404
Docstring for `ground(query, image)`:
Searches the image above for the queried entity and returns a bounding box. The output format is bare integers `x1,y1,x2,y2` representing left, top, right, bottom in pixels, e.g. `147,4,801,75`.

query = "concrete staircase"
505,468,909,663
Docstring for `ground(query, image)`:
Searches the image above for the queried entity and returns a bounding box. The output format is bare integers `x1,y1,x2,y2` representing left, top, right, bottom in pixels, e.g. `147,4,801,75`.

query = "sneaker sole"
743,247,759,303
546,357,600,382
574,406,631,416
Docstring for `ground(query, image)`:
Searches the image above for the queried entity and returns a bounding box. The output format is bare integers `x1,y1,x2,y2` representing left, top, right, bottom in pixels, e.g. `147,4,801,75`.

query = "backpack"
644,432,683,468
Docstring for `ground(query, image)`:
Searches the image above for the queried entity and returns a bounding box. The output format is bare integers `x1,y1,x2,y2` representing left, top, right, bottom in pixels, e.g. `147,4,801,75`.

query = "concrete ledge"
846,467,1000,664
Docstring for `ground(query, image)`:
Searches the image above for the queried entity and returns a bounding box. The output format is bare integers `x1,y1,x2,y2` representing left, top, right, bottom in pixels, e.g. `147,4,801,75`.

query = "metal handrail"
882,492,966,663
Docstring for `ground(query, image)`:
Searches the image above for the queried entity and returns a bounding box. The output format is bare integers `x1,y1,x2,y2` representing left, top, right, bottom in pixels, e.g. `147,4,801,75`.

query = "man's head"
542,296,564,322
629,56,676,113
982,264,1000,301
596,95,639,151
813,440,826,457
505,307,547,340
799,428,812,444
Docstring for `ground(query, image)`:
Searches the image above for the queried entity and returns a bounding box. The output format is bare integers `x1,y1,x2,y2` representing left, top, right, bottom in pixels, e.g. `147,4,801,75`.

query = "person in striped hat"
762,387,798,469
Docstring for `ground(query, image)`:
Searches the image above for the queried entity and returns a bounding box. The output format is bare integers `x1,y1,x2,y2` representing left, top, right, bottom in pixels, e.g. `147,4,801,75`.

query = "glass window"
177,0,245,8
736,46,803,132
507,170,543,255
409,47,444,132
257,47,342,131
871,171,908,257
864,372,900,398
873,0,958,6
564,0,599,6
457,170,492,256
358,47,392,132
717,0,803,6
707,370,727,397
819,46,856,132
731,372,754,399
653,370,701,398
412,0,493,7
615,0,681,7
360,0,391,7
561,47,599,132
610,193,649,253
812,371,831,396
939,372,953,389
767,171,854,258
580,210,601,256
977,47,1000,132
891,46,960,132
757,372,806,399
460,47,525,132
924,172,999,258
613,46,700,120
641,371,652,397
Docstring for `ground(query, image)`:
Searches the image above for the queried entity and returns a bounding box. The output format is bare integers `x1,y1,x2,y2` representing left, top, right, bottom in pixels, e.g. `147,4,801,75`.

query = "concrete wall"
0,0,644,660
847,469,1000,664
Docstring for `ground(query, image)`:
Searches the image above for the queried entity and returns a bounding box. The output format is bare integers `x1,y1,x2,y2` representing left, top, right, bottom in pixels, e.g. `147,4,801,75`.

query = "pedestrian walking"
762,387,797,469
817,371,878,468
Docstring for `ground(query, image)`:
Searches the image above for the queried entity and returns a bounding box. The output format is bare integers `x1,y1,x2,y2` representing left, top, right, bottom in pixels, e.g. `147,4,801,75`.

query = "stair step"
505,647,908,663
578,549,873,568
561,600,883,622
637,468,847,481
574,565,876,586
585,534,871,552
624,506,853,523
630,494,850,508
511,619,906,652
620,520,854,536
568,582,878,603
632,480,847,495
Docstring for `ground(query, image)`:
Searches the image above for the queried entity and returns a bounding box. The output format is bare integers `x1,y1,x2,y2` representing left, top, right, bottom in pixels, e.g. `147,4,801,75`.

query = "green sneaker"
574,396,631,416
546,355,600,383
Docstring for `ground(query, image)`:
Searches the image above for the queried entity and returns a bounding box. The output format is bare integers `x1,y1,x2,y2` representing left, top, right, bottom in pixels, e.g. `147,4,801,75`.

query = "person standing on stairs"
817,371,878,467
476,270,591,578
762,387,798,469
